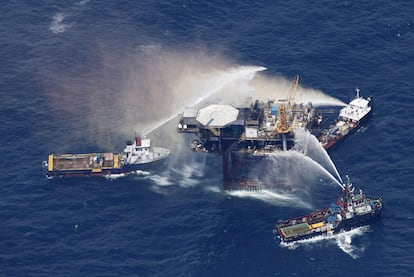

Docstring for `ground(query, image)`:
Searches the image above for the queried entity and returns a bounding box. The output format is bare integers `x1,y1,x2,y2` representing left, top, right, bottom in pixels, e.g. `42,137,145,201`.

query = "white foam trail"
146,174,173,186
104,170,150,180
203,185,222,193
143,65,266,136
335,226,369,259
134,170,151,176
279,225,370,259
167,159,212,188
77,0,90,5
50,0,91,34
104,173,126,180
147,169,209,192
168,165,201,187
170,159,206,178
50,13,69,34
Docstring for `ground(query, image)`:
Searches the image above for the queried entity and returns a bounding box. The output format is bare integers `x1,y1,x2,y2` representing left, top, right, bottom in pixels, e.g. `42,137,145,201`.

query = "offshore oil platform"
177,76,324,190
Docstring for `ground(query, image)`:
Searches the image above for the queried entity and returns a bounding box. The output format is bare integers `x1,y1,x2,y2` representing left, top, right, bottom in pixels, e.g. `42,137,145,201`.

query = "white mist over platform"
247,75,347,107
142,65,266,136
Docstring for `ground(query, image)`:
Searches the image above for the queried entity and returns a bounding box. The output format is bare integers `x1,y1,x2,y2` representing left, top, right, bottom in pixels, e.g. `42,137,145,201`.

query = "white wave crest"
203,185,222,193
147,174,173,186
279,225,371,259
77,0,90,5
50,0,91,34
50,13,69,34
104,173,126,180
104,170,150,180
133,170,151,176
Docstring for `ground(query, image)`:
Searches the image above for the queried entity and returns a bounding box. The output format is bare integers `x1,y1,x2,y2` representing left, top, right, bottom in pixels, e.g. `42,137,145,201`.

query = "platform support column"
223,151,230,184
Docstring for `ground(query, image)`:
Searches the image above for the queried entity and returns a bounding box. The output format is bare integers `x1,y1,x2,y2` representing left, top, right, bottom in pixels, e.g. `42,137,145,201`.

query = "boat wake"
104,173,127,180
104,170,151,180
278,225,371,259
146,174,174,187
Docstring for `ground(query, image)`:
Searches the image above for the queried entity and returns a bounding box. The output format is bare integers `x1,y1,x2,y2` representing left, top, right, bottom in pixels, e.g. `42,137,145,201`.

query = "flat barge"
44,136,169,178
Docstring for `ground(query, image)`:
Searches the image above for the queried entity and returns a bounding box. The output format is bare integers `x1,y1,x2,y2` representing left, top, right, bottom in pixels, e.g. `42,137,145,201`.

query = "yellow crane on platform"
276,75,299,134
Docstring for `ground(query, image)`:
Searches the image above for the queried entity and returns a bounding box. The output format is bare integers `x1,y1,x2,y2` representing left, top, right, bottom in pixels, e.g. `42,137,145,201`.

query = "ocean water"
1,0,413,276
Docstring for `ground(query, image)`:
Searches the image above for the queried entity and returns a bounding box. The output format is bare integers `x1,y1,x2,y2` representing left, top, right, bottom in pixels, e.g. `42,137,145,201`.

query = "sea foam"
279,225,371,259
50,13,69,34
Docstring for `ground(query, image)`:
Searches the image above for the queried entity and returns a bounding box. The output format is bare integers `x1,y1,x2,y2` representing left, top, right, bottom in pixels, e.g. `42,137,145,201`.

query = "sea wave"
279,225,371,259
50,13,69,34
49,0,91,34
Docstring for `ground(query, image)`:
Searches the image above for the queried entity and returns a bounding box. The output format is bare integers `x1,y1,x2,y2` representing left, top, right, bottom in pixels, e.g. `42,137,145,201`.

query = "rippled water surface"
1,1,413,276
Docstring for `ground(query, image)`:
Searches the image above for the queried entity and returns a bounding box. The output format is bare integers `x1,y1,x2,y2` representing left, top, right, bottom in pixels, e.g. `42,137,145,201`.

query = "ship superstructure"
275,176,383,243
319,88,372,150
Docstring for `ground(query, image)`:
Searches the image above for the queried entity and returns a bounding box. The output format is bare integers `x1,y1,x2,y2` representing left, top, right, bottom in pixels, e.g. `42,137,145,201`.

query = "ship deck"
49,153,117,171
53,154,93,170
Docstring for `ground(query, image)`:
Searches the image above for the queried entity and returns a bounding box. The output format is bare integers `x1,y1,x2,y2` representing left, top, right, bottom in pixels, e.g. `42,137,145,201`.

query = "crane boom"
276,75,300,134
288,75,299,110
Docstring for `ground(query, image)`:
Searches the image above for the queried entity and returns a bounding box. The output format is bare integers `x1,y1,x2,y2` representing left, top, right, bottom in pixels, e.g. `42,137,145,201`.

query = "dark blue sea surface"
1,0,414,276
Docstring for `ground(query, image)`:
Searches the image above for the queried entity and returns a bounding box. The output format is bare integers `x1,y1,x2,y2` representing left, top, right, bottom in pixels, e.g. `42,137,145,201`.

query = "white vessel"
44,136,170,178
319,88,372,150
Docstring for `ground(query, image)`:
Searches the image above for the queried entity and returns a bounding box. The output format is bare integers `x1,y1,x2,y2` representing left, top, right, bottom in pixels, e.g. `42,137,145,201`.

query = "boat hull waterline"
275,177,383,243
319,88,372,150
44,137,170,178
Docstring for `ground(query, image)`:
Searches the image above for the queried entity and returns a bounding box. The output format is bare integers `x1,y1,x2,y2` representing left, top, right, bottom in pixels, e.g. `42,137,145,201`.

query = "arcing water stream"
293,128,343,184
143,65,266,136
128,63,346,197
140,65,347,193
134,64,366,259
